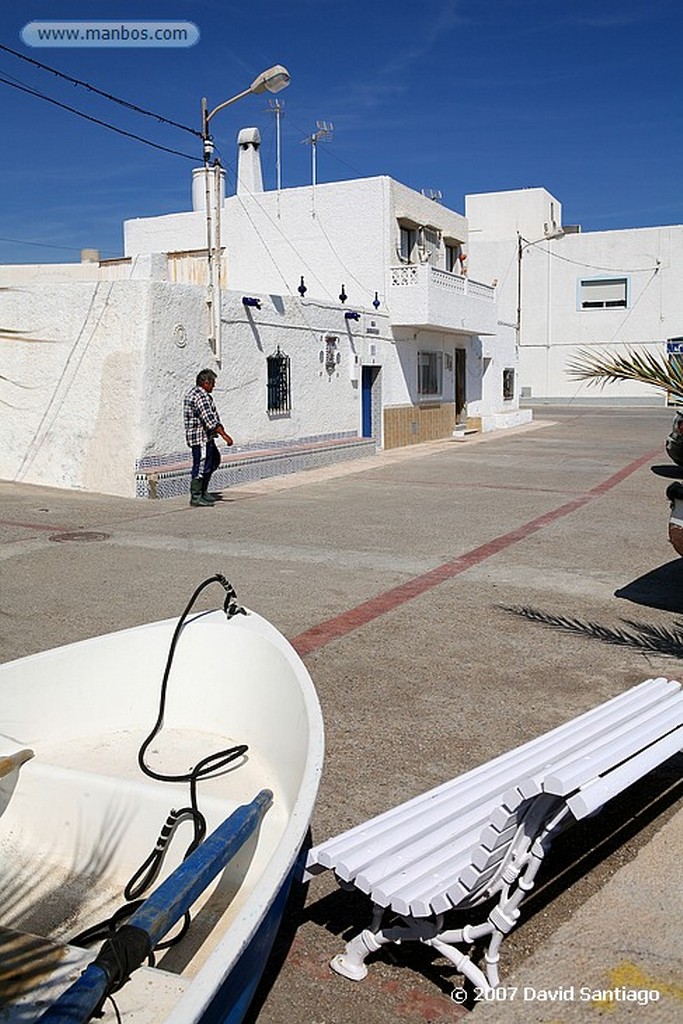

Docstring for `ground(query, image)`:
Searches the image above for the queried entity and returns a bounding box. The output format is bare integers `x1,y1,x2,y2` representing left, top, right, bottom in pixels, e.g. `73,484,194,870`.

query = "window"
267,347,290,414
399,225,416,262
418,350,443,398
579,278,628,309
503,367,515,401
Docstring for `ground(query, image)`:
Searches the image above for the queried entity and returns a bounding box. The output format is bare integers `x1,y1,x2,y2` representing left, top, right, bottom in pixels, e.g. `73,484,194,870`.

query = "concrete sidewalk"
1,405,682,1023
471,807,683,1023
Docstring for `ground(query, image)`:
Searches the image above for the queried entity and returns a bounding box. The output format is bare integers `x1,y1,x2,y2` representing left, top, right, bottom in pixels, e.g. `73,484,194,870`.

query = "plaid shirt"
184,385,221,447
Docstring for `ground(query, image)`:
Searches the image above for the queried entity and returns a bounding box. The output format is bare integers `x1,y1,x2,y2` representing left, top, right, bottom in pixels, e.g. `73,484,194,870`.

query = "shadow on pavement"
502,603,683,656
651,464,683,479
615,558,683,613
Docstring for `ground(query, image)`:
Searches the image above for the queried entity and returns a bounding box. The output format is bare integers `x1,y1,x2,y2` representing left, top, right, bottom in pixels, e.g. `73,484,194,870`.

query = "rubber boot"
190,478,213,507
200,475,217,503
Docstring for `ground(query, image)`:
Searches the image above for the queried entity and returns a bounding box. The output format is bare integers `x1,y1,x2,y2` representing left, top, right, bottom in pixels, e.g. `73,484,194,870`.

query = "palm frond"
566,347,683,396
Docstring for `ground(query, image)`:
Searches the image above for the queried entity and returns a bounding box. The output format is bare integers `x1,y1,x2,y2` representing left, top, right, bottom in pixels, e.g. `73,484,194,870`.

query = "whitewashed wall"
0,258,393,496
0,268,147,495
141,287,393,459
466,189,683,403
125,174,469,306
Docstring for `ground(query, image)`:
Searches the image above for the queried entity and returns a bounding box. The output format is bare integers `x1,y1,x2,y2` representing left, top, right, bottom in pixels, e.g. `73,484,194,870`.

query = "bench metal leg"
329,803,571,992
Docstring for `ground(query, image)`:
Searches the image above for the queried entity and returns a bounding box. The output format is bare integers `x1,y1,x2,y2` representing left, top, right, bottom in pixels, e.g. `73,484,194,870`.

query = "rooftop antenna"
303,121,333,186
421,188,443,202
267,99,285,191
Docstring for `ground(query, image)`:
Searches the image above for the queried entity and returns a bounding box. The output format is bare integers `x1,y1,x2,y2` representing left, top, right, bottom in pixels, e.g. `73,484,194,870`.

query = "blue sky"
0,0,681,264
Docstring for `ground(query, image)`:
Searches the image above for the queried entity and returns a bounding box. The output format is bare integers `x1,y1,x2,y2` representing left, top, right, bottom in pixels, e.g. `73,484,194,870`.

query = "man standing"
183,369,234,507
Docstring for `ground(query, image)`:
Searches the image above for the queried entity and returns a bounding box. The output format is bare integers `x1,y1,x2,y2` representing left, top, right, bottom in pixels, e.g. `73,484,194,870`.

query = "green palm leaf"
567,347,683,396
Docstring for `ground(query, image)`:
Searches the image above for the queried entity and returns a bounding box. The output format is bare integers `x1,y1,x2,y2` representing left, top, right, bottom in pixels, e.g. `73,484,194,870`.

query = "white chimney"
236,127,264,194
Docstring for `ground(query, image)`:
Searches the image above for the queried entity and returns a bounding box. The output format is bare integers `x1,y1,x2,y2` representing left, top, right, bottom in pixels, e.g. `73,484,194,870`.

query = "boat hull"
0,605,323,1024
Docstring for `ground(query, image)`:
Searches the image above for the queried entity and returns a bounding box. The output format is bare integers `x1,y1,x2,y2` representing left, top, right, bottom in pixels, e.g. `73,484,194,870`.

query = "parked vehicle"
666,410,683,466
666,481,683,556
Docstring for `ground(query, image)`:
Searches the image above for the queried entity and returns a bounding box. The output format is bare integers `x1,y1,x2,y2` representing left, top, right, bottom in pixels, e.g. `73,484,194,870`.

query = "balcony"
388,264,497,336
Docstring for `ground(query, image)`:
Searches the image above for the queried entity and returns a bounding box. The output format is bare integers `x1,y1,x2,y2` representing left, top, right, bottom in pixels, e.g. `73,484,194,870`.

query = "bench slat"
344,784,532,888
567,725,683,819
306,678,677,877
543,702,683,796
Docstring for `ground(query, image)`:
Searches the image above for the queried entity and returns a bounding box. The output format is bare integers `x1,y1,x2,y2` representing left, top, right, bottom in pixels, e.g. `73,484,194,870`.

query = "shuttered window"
580,278,628,309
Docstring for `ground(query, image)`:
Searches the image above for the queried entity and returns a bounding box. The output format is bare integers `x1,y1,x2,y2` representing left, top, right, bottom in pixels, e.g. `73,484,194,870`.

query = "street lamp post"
516,229,564,398
516,229,564,343
200,65,290,364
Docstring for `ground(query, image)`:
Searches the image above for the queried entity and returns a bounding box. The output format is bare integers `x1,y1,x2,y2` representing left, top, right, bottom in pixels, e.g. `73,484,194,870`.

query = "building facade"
0,134,531,499
465,187,683,405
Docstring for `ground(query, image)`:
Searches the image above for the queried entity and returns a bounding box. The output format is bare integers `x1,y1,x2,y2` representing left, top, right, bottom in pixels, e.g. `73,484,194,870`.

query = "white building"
0,132,530,499
465,187,683,405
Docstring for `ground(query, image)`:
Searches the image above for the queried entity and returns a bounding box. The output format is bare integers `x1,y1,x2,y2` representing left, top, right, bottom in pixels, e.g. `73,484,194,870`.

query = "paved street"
1,405,682,1023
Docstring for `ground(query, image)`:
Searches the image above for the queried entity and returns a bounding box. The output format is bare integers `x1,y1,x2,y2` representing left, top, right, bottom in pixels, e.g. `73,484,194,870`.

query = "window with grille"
503,367,515,400
267,347,291,414
579,278,628,309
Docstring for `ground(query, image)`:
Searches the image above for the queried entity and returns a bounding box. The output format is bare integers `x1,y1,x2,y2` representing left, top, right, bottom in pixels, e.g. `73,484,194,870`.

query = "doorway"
361,366,381,440
455,349,467,423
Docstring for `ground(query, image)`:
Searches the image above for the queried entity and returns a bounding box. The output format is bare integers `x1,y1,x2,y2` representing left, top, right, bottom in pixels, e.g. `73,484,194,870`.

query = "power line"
0,234,118,255
520,237,659,274
0,43,201,137
0,73,198,161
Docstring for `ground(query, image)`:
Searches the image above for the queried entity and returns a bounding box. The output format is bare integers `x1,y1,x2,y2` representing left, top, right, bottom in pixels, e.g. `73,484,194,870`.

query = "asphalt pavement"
1,405,682,1024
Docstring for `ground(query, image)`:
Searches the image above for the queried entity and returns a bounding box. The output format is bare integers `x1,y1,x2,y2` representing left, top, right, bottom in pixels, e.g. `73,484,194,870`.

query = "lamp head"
250,65,291,95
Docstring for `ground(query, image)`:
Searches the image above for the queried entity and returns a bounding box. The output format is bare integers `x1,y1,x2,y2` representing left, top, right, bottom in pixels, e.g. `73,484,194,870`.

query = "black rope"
70,575,248,954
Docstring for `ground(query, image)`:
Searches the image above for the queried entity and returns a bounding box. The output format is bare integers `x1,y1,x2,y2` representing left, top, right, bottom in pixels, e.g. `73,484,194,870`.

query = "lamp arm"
206,88,252,126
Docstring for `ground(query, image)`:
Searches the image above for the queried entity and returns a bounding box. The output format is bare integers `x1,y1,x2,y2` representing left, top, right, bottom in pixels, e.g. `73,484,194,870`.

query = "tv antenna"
421,188,443,202
303,121,333,186
267,99,285,191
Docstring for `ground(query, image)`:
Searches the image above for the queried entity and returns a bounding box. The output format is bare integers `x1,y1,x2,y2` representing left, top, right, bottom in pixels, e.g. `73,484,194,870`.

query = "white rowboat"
0,576,324,1024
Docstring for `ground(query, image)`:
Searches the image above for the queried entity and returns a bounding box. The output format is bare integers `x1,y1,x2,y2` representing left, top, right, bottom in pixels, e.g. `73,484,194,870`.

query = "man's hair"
196,369,217,386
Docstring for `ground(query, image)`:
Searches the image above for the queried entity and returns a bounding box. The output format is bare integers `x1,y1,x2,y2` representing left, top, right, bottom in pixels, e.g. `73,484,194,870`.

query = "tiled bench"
135,436,377,499
305,677,683,993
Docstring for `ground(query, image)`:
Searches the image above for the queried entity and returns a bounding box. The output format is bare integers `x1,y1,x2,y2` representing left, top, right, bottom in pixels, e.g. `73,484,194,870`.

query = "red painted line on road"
291,448,659,656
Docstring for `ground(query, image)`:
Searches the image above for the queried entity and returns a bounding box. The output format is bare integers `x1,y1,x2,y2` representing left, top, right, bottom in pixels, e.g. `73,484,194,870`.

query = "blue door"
361,367,373,437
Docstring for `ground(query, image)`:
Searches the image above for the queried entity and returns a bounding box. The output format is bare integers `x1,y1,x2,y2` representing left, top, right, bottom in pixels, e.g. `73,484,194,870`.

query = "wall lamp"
344,310,361,321
242,296,262,309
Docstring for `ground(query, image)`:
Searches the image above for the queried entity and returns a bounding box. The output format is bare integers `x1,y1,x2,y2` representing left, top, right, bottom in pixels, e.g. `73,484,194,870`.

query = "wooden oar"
37,789,273,1024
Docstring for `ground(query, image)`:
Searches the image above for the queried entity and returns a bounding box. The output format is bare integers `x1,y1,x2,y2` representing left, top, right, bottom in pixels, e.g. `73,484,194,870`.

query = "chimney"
236,127,264,194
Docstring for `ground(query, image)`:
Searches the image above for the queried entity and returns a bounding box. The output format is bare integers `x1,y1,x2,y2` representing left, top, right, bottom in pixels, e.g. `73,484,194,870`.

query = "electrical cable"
0,73,198,161
519,236,659,274
0,43,201,137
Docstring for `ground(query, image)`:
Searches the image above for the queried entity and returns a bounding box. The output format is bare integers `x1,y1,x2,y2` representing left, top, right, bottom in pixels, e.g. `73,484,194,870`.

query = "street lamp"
199,65,290,365
516,229,564,339
201,64,290,163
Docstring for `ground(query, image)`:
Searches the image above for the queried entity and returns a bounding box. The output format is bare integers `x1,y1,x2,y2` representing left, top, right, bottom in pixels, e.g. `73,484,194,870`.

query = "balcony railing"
389,263,497,335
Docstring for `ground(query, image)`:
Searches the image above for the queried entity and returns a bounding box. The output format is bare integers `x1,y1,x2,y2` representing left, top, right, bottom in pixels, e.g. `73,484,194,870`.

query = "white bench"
305,677,683,992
